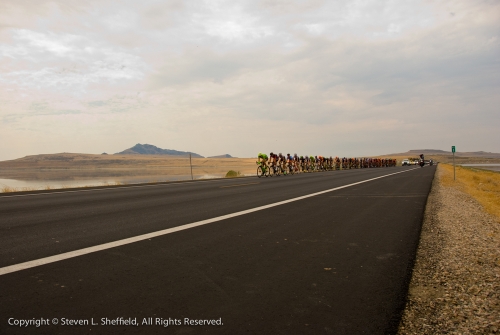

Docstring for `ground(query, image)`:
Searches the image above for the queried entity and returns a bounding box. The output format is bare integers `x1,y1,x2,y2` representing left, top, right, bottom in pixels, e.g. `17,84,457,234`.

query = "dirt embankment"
398,165,500,334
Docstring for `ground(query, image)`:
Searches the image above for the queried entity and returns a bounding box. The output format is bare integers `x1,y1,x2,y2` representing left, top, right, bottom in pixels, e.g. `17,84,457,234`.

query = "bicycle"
256,161,270,178
293,163,300,174
270,163,281,177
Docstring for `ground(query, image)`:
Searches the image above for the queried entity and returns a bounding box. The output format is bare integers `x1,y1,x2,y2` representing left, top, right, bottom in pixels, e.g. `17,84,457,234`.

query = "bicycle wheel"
257,166,264,178
281,166,288,176
269,165,275,177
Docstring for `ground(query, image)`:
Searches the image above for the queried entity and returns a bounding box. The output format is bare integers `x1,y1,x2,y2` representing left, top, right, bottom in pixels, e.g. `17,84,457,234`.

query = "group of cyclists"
256,152,397,177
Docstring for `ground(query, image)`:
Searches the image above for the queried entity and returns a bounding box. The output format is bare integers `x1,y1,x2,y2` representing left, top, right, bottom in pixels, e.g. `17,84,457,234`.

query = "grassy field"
439,163,500,222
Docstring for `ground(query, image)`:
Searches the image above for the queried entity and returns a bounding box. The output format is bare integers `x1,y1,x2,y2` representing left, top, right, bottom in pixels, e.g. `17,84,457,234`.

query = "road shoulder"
398,165,500,334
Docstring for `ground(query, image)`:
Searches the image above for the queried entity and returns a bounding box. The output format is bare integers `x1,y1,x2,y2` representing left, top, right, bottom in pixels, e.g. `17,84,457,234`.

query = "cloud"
0,28,147,98
0,0,499,160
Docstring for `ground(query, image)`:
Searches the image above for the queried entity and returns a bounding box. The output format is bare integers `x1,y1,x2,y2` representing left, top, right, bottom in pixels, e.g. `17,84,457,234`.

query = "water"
460,164,500,172
0,175,199,191
0,173,229,192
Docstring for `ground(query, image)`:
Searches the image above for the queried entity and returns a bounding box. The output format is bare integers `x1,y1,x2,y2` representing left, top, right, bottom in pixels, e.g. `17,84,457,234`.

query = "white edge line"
0,167,419,276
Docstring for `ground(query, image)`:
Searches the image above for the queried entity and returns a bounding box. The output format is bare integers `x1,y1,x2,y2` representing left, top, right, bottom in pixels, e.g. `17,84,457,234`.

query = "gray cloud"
0,0,498,160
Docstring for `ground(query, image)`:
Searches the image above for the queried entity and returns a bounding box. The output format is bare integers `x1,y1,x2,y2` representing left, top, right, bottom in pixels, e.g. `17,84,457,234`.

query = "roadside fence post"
190,153,194,181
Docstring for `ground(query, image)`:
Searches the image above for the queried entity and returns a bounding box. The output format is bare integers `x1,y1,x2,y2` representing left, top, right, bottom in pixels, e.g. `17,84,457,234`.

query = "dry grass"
439,163,500,221
20,187,39,192
1,186,42,193
1,186,18,193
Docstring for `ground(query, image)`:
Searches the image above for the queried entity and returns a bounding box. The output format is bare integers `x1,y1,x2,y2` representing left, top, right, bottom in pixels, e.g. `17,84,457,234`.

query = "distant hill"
115,144,203,158
386,149,500,158
208,154,233,158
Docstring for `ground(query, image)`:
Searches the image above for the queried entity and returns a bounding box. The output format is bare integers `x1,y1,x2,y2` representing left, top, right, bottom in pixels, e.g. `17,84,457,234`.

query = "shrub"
225,170,241,178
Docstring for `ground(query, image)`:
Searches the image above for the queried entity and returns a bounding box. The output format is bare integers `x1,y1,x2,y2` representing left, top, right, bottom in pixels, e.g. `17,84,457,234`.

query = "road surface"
0,165,436,334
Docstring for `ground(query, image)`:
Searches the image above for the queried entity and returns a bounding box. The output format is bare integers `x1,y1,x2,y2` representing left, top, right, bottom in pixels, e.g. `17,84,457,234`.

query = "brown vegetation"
439,163,500,221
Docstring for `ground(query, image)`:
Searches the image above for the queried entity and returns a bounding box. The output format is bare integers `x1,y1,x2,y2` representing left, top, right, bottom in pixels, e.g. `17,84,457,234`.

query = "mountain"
115,144,204,157
386,149,500,158
208,154,233,158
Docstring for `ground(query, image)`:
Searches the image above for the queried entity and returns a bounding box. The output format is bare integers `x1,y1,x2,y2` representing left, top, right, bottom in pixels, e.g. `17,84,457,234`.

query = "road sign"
452,146,456,180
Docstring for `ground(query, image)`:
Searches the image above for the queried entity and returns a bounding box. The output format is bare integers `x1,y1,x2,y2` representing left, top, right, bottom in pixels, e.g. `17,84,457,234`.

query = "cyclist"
269,152,277,167
268,152,279,174
257,153,268,174
276,153,285,174
309,156,315,171
293,153,299,171
288,153,296,173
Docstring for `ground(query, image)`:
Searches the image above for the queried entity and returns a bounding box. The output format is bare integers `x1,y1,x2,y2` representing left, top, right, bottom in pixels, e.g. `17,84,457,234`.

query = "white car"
402,159,410,166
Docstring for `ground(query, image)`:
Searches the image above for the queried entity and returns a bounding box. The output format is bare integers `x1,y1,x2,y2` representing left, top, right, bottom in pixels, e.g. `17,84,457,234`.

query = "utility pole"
189,153,193,180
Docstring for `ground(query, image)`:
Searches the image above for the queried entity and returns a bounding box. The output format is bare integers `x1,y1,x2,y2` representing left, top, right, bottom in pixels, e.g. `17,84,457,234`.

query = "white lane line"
0,167,419,276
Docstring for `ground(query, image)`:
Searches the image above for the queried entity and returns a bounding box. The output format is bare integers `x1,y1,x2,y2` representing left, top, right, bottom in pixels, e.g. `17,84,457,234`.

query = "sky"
0,0,499,160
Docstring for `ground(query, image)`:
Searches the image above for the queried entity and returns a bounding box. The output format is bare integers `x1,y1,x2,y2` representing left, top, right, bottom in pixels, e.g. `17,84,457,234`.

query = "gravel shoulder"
398,165,500,334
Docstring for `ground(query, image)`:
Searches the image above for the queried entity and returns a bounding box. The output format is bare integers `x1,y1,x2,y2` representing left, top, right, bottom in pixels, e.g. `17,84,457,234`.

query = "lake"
460,164,500,172
0,168,250,192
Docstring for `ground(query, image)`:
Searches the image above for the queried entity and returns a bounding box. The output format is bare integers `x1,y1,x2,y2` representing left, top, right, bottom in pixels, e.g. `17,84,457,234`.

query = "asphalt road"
0,165,436,334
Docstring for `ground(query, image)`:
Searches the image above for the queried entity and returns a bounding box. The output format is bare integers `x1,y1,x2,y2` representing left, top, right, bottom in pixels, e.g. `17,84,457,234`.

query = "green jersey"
258,153,268,160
